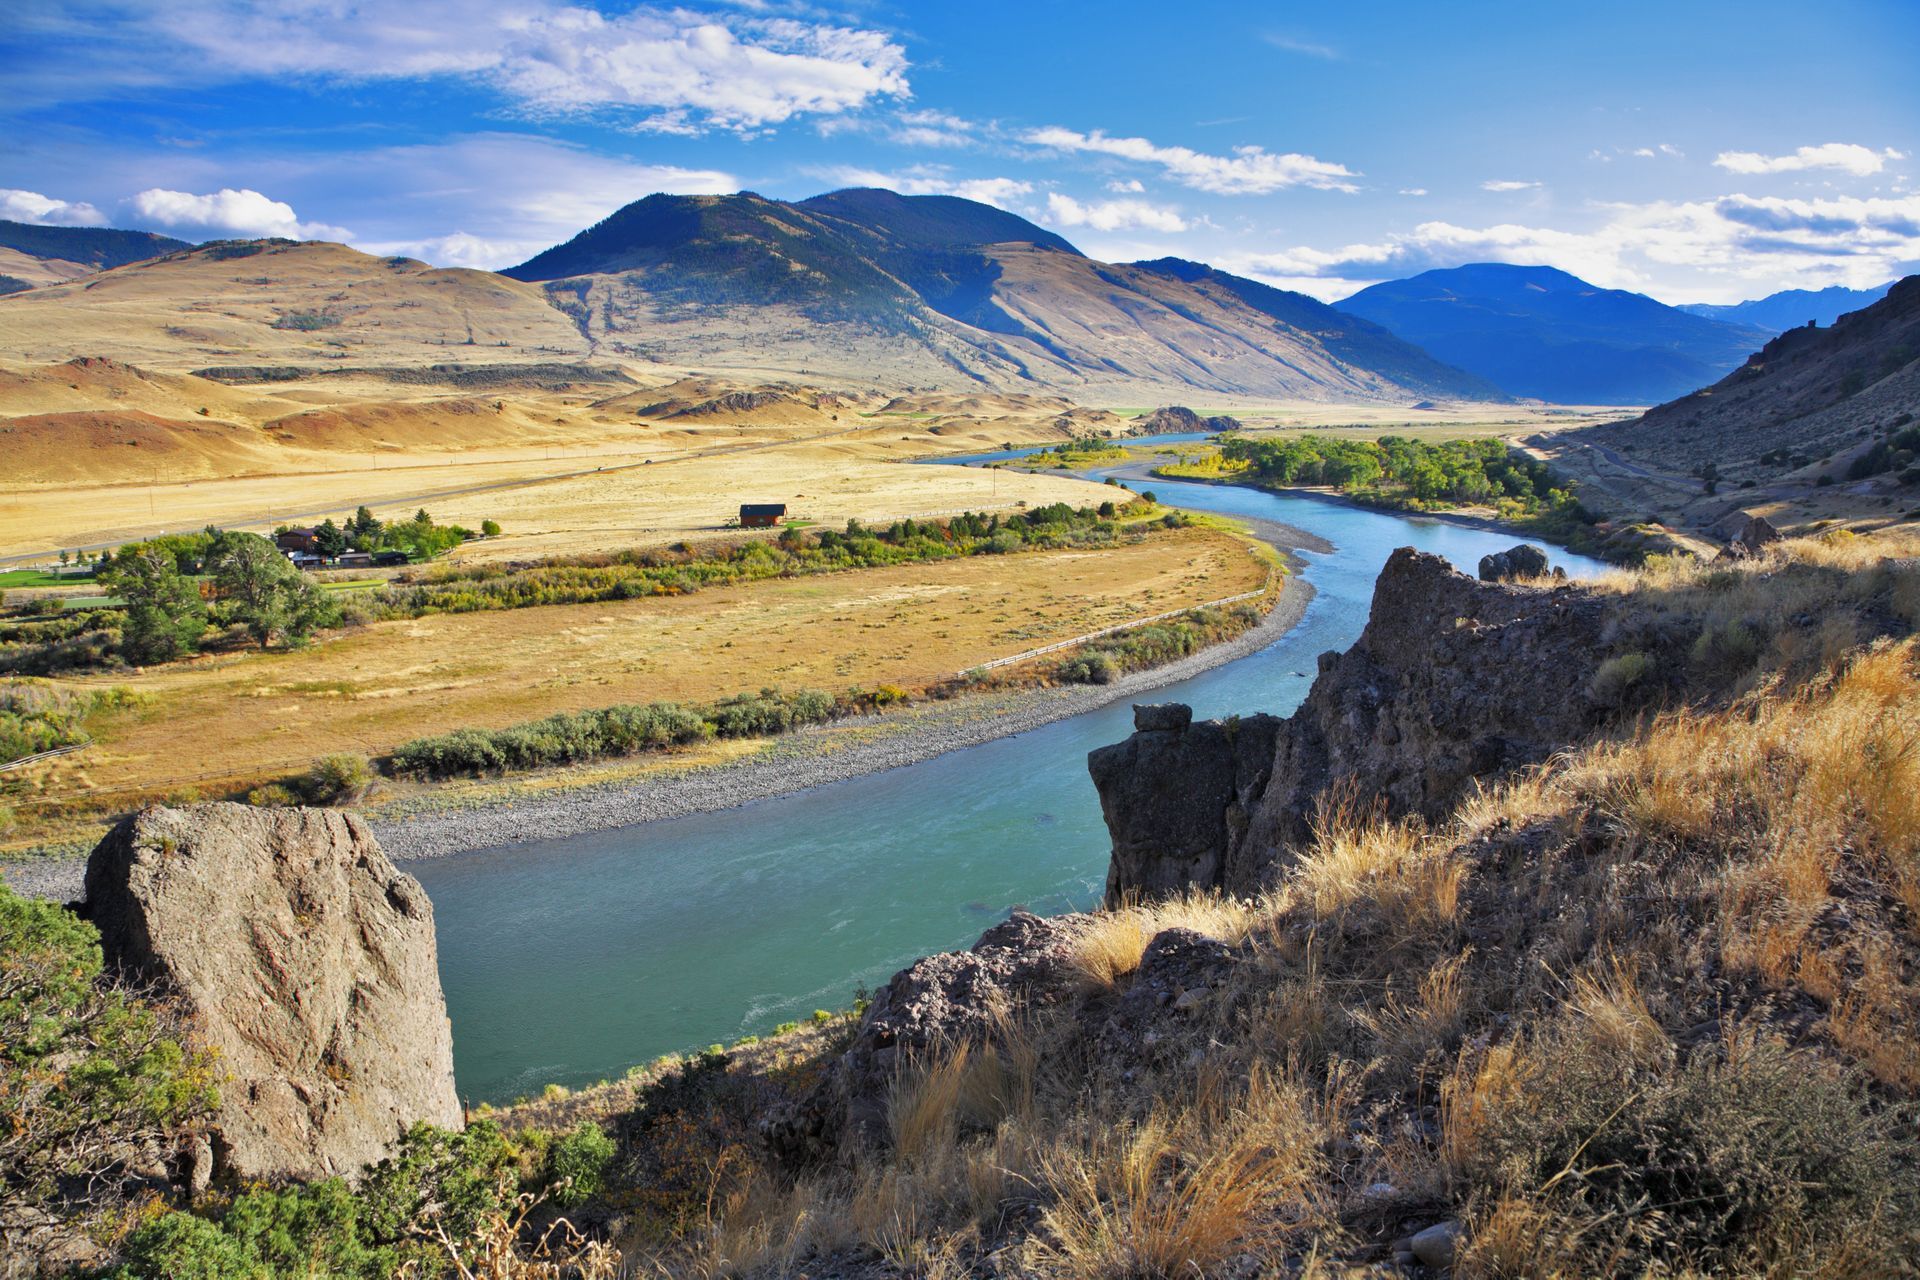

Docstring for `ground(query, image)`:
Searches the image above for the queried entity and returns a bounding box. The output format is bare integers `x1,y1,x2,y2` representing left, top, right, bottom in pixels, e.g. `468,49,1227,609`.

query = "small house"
335,551,374,569
372,550,411,568
276,527,320,553
739,503,787,529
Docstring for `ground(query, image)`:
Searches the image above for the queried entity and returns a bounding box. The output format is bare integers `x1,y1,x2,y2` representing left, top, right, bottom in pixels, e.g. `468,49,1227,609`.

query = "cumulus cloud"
1023,126,1358,194
1106,178,1146,194
127,187,350,240
0,188,107,226
1215,190,1920,301
31,2,910,133
1044,193,1187,233
1713,143,1904,177
1481,179,1540,192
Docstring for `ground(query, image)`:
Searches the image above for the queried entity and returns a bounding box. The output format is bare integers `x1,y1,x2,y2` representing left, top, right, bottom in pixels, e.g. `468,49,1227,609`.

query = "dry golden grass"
5,525,1268,852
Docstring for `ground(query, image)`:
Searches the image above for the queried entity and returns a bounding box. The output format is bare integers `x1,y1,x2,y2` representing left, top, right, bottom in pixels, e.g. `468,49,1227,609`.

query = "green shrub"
1587,650,1653,709
543,1121,615,1208
480,520,501,537
306,752,375,804
1690,620,1763,683
245,782,300,807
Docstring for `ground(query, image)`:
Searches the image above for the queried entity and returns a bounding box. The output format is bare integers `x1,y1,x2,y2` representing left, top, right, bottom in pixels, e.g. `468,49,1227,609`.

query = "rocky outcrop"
1088,704,1284,907
764,911,1084,1160
1715,511,1782,561
1132,405,1244,435
83,804,461,1182
1094,548,1612,900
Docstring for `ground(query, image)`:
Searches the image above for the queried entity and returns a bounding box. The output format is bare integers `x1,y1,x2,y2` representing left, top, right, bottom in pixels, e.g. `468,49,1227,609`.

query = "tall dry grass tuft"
1023,1067,1329,1278
1069,889,1265,991
1291,795,1464,945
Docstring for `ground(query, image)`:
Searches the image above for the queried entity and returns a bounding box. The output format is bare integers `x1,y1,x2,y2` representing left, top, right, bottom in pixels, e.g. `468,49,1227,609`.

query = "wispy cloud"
1044,192,1186,233
1023,126,1358,194
1261,32,1340,60
15,2,911,134
1714,143,1904,177
1217,190,1920,300
1399,187,1428,197
1481,179,1540,192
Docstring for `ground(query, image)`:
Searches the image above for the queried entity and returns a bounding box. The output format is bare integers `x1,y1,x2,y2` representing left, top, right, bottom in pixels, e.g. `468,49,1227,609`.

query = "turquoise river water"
415,458,1607,1103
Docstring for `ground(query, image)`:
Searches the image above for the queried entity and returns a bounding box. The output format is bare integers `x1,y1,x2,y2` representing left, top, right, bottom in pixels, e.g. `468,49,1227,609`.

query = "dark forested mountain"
1679,281,1896,333
1336,263,1769,405
505,190,1502,402
0,219,192,271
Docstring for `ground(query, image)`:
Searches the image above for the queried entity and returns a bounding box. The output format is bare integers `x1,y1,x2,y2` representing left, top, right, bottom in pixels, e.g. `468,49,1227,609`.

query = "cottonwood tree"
98,545,207,664
205,531,340,648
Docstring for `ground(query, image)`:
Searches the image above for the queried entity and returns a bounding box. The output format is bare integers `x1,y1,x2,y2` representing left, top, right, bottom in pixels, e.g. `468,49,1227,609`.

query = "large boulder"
1477,543,1550,582
1088,704,1283,906
83,804,461,1181
1094,549,1611,900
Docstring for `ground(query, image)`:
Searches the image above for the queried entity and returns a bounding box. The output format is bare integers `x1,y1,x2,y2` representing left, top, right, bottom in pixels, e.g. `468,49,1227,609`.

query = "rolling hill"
0,219,194,291
1679,281,1896,333
0,238,591,371
1336,263,1769,405
505,189,1501,403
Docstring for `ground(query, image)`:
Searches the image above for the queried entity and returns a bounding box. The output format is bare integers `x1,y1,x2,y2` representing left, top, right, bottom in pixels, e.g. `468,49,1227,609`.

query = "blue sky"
2,0,1916,303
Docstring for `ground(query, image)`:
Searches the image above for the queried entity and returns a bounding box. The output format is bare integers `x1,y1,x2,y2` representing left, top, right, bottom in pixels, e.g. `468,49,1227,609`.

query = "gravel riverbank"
1,516,1326,900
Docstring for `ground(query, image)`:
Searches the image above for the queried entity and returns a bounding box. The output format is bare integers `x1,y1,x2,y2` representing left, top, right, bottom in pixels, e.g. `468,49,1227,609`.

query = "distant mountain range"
1336,263,1770,405
1678,282,1896,333
504,188,1501,403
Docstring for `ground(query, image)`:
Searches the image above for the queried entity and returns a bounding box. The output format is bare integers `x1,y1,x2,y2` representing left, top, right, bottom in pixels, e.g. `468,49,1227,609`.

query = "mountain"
0,219,193,290
0,238,589,371
505,189,1501,403
1574,274,1920,483
1679,281,1896,333
1130,257,1508,401
1336,263,1770,405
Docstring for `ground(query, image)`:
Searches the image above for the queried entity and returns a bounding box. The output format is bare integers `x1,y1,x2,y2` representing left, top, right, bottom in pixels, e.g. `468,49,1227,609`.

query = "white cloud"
1022,126,1358,194
1044,192,1187,233
889,109,976,148
1713,143,1904,177
0,188,107,226
355,231,541,271
1399,187,1428,197
1106,178,1146,194
1481,179,1540,192
1262,32,1340,60
127,187,350,239
808,165,1033,209
36,2,910,134
1216,189,1920,302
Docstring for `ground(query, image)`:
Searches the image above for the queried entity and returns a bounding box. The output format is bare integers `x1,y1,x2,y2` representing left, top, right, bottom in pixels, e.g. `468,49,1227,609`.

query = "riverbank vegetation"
0,502,1161,678
1157,434,1616,557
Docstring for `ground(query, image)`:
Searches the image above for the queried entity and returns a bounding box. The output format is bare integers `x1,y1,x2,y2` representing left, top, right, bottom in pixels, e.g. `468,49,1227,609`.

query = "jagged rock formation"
1716,511,1782,561
1094,548,1612,899
83,804,461,1181
1088,704,1283,906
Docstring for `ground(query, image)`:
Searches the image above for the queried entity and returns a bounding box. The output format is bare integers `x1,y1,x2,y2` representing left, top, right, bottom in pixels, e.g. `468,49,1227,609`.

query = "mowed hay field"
9,525,1269,850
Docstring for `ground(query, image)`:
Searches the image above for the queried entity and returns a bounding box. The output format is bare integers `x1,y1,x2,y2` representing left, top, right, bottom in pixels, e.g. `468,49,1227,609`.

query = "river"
415,456,1608,1104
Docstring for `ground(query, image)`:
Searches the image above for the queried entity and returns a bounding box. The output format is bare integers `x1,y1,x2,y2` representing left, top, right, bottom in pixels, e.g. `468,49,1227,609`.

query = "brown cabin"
739,503,787,529
276,527,319,553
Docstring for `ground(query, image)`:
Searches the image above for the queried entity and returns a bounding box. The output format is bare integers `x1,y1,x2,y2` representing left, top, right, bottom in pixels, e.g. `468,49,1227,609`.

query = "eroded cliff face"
84,804,462,1182
1094,547,1612,901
